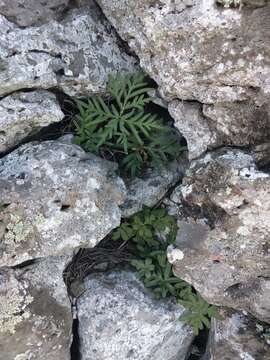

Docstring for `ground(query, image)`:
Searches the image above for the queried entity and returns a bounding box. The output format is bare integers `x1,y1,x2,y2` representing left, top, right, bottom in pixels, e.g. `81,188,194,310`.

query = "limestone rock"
97,0,270,159
204,309,270,359
121,156,189,217
0,0,69,27
0,2,136,97
0,139,126,267
77,271,194,360
0,256,72,360
169,101,217,160
0,90,64,154
169,149,270,322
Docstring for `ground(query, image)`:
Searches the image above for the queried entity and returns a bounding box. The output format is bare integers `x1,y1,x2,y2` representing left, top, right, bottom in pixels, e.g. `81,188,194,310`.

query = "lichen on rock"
0,1,136,98
0,257,72,360
168,149,270,322
0,90,64,154
0,139,126,267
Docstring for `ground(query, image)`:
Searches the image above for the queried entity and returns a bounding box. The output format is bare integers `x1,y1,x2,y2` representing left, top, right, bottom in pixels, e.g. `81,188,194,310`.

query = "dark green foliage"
73,72,184,177
112,207,177,250
179,292,221,336
112,206,220,335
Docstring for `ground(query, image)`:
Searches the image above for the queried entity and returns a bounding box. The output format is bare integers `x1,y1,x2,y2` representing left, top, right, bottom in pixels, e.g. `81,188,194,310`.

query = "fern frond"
74,71,184,177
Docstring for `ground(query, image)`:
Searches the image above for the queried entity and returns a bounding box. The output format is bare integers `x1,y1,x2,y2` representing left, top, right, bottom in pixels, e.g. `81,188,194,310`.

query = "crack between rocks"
70,311,81,360
10,258,38,269
92,0,138,59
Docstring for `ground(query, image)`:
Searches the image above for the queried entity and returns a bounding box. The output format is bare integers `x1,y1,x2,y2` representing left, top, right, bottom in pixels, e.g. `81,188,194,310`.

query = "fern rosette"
74,72,184,177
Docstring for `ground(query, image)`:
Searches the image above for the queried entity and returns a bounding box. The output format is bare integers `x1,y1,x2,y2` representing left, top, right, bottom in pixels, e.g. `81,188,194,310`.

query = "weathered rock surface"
0,139,126,267
0,1,136,97
121,155,189,217
97,0,270,159
168,149,270,322
169,101,217,160
77,271,194,360
0,90,64,154
0,256,72,360
204,309,270,360
0,0,69,27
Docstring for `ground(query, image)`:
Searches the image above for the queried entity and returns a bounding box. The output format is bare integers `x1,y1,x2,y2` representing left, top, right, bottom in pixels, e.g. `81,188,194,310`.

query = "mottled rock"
97,0,270,159
203,101,270,148
0,256,72,360
121,156,188,217
169,100,270,160
0,90,64,154
169,149,270,322
169,101,217,159
204,309,270,360
0,2,136,97
0,140,126,267
0,0,69,27
77,271,194,360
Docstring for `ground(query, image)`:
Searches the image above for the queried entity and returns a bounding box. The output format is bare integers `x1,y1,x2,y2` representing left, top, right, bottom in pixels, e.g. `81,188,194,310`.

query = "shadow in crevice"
71,319,81,360
188,327,210,360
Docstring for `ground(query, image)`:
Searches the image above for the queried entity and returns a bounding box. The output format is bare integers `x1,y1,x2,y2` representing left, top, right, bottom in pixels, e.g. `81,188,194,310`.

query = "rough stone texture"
0,1,136,97
0,90,64,154
0,256,72,360
169,101,217,159
0,139,126,267
0,0,69,27
77,271,194,360
97,0,270,160
242,0,270,7
121,155,189,217
204,309,270,360
168,149,270,323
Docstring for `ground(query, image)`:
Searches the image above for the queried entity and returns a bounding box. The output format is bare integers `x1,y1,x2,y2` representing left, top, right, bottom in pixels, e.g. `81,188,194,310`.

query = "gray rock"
0,256,72,360
169,149,270,323
0,140,126,267
203,101,270,148
204,309,270,360
97,0,270,160
169,100,270,160
0,2,136,97
77,271,194,360
169,101,217,160
0,0,69,27
121,156,189,217
0,90,64,154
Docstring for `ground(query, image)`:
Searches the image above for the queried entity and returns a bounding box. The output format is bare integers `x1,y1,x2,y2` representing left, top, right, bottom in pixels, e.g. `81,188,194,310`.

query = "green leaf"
73,71,184,178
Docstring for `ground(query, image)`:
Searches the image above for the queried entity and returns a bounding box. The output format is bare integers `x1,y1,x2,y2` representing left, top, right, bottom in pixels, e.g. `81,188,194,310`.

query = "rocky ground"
0,1,270,359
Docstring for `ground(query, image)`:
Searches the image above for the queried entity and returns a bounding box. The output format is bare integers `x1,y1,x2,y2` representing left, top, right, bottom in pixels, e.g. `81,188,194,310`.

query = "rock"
169,149,270,323
121,156,189,217
0,90,64,154
242,0,270,7
202,101,270,148
169,100,270,160
0,139,126,267
0,2,136,97
0,0,69,27
77,271,194,360
204,309,270,360
97,0,270,160
169,101,217,160
0,256,72,360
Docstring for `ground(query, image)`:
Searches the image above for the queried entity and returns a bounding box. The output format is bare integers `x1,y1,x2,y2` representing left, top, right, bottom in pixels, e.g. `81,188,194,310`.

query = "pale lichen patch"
4,214,33,245
0,274,33,334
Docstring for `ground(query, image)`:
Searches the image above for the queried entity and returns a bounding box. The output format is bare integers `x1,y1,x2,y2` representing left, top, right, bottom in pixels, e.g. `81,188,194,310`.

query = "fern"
74,72,184,177
112,206,221,334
